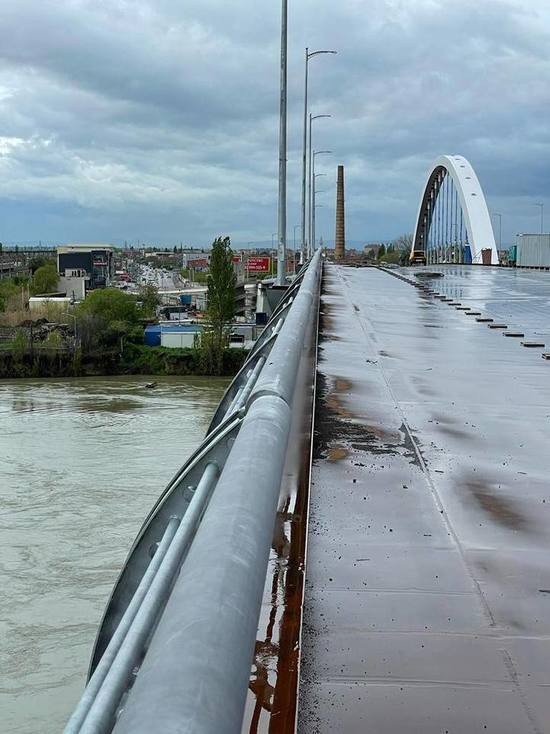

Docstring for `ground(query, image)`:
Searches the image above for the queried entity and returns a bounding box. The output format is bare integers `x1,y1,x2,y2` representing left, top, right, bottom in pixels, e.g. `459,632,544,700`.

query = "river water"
0,376,228,734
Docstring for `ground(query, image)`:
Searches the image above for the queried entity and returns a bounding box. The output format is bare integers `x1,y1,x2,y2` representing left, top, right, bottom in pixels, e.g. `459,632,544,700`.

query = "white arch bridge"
410,154,498,265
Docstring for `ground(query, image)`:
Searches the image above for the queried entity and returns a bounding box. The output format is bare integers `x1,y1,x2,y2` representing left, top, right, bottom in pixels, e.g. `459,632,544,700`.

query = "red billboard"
246,256,271,273
190,258,209,271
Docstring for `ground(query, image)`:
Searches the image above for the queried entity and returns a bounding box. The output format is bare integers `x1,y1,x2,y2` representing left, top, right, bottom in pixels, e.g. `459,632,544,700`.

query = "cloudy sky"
0,0,549,248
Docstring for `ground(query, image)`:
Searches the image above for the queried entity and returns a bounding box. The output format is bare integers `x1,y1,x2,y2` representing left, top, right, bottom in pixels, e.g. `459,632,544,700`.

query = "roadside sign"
246,256,271,273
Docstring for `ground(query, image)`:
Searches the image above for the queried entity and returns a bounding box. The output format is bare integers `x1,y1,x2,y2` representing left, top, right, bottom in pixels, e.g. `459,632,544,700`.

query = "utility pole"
276,0,287,286
301,49,337,262
308,115,331,259
312,151,331,254
312,171,325,252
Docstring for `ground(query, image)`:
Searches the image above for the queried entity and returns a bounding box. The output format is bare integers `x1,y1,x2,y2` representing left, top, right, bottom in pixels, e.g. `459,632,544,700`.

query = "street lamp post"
534,203,544,234
313,204,325,252
301,49,336,262
276,0,288,286
312,151,331,253
311,173,327,252
308,115,331,259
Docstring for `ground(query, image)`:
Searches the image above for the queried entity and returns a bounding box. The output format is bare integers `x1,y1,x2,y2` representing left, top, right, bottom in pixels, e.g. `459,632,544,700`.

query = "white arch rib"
412,155,498,265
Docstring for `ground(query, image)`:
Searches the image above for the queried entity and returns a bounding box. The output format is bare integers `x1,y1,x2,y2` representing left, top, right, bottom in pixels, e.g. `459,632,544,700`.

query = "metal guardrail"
64,250,322,734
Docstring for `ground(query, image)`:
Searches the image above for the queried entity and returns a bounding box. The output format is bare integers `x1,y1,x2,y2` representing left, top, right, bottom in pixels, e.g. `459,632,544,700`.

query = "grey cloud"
0,0,549,246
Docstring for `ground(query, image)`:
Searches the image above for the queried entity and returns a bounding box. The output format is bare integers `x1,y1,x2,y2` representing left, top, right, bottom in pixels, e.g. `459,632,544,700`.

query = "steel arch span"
411,155,498,265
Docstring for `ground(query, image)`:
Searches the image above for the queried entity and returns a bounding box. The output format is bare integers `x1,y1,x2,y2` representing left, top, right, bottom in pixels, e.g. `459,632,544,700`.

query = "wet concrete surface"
407,264,550,340
298,264,550,733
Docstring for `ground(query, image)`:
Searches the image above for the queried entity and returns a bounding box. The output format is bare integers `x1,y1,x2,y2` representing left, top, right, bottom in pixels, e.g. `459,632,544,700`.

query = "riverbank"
0,344,247,379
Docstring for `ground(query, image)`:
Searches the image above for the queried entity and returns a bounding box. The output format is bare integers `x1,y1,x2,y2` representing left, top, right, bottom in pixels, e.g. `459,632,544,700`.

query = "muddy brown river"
0,376,227,734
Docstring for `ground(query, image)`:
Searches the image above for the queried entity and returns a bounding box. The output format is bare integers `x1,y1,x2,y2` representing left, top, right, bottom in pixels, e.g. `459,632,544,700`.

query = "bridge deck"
299,263,550,733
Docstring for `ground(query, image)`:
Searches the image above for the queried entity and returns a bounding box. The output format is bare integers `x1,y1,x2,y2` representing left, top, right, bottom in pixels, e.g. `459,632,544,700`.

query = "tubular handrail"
63,516,181,732
65,251,322,734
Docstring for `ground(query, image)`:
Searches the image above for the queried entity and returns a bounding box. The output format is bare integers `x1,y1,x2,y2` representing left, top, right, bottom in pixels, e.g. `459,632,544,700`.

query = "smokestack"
335,165,345,260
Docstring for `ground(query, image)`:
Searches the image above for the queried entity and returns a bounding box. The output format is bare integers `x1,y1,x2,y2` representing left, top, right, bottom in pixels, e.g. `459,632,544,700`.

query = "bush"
12,330,28,363
379,252,401,264
76,288,139,324
0,280,22,313
31,262,58,295
120,343,247,376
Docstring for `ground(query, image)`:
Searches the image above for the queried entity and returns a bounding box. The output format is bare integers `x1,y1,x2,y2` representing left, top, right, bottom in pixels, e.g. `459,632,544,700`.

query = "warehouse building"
511,234,550,268
57,245,115,290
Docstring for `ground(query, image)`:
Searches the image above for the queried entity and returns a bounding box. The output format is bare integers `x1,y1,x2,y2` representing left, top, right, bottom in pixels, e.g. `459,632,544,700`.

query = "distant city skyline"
0,0,549,246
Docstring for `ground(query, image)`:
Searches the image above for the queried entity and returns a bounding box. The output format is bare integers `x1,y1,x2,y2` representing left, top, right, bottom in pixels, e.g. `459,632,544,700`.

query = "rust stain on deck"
327,445,349,462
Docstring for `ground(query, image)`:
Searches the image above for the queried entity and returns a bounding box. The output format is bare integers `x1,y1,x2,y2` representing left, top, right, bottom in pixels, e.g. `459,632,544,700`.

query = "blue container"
144,324,161,347
463,246,472,264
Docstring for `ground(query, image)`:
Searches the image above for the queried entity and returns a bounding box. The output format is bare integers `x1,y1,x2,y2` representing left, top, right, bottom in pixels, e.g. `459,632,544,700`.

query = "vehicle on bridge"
409,249,426,265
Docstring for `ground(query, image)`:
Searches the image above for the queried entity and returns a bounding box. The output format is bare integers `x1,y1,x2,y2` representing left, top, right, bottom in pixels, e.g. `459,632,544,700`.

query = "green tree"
390,234,413,266
32,262,58,294
377,244,386,259
138,283,161,318
197,236,236,374
76,288,139,325
207,237,236,325
29,256,50,274
0,280,19,312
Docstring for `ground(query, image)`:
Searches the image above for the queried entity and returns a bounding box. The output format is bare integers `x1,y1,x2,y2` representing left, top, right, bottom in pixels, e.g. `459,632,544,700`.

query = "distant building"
58,273,87,301
363,244,382,258
514,234,550,268
29,295,72,311
57,244,115,290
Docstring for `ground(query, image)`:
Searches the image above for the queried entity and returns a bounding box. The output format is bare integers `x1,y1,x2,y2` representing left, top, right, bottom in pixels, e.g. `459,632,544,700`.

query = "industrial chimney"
335,165,345,260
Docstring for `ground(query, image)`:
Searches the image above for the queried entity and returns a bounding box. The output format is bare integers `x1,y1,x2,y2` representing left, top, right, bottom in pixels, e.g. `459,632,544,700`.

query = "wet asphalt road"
299,263,550,733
